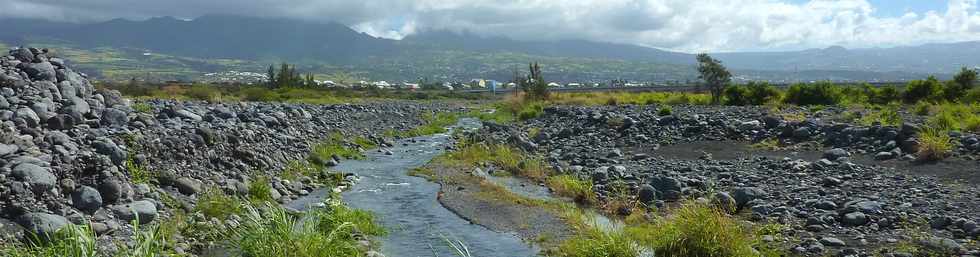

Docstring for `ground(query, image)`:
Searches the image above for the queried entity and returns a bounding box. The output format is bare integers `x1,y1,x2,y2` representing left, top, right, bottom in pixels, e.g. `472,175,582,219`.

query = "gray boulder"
111,200,157,224
175,177,202,195
11,48,34,62
100,108,129,126
71,186,103,212
16,213,68,241
843,212,869,226
12,163,57,191
733,187,765,209
637,184,657,203
822,148,849,161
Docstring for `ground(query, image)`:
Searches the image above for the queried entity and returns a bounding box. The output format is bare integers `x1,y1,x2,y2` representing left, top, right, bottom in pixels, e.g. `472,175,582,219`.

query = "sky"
0,0,978,53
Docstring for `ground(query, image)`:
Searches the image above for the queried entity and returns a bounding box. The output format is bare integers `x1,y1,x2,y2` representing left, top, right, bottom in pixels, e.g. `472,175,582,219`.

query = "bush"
517,102,545,121
658,106,673,116
625,202,776,257
870,85,902,104
783,82,843,106
917,126,953,162
722,85,750,106
963,87,980,103
240,86,278,102
1,223,97,257
247,176,275,203
904,77,944,103
185,84,222,101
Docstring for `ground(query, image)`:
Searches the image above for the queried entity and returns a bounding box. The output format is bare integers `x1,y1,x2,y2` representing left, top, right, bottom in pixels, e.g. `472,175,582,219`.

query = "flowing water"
289,118,538,257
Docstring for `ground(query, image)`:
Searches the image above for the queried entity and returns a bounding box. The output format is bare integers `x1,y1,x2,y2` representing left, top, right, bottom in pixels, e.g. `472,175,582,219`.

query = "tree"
304,73,316,88
696,53,732,104
266,65,277,88
954,67,977,90
525,62,549,100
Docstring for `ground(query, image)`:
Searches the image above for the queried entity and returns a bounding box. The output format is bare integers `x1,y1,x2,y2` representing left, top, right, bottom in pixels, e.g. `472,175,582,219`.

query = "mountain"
714,43,980,74
0,15,971,82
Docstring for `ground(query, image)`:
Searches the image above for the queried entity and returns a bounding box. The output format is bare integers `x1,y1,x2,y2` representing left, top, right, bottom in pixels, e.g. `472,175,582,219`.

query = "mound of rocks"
0,47,457,248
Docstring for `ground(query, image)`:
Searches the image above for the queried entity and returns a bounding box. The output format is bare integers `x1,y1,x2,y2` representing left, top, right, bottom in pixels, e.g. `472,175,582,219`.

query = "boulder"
111,200,157,224
71,186,103,212
16,213,68,241
12,163,57,191
733,187,765,209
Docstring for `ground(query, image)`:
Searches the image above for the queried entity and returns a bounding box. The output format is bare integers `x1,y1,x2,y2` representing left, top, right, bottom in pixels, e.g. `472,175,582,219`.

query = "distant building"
547,82,561,88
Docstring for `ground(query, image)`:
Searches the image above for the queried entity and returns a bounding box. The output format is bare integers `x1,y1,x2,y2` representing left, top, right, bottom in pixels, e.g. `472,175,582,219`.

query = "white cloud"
1,0,979,52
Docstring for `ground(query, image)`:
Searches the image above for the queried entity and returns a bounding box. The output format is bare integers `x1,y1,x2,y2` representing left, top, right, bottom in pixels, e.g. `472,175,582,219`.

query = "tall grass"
546,175,597,205
917,126,953,162
438,141,551,180
195,187,244,220
555,229,640,257
226,204,384,257
1,223,97,257
625,202,778,257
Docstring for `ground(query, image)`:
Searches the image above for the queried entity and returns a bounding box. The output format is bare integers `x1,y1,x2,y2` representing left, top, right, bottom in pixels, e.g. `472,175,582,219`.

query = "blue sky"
788,0,946,17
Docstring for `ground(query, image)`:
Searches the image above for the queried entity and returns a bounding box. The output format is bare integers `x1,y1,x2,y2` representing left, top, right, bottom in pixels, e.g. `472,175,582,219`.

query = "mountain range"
1,14,976,83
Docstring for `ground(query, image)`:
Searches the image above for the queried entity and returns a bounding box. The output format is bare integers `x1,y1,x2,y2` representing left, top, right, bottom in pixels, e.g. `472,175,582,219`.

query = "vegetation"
547,175,597,205
555,229,640,257
225,203,384,257
625,202,780,257
916,126,953,162
722,81,781,106
247,176,276,204
520,62,550,100
2,221,179,257
696,54,733,104
438,140,551,180
394,112,460,138
195,187,245,221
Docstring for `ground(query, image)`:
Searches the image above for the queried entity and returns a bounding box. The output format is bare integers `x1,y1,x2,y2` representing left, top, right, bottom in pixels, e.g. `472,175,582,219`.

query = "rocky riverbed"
0,47,459,254
478,104,980,256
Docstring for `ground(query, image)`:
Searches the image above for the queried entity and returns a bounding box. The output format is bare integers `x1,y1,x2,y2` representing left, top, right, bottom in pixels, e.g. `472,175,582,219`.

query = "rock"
649,176,683,200
71,186,103,212
637,184,657,203
12,163,57,191
819,237,846,247
99,180,124,204
175,177,202,195
843,212,869,226
46,114,75,130
874,151,895,160
821,177,842,187
111,200,157,224
100,108,129,127
16,213,68,241
823,148,850,161
16,107,41,127
176,109,202,121
713,192,737,213
793,127,812,139
815,200,838,210
11,48,34,62
0,143,18,156
733,187,765,209
22,61,57,81
843,200,883,215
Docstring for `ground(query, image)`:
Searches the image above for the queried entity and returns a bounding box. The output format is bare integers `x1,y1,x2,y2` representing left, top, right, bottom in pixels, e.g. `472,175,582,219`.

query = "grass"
2,220,179,257
624,202,780,257
132,102,154,113
195,187,244,221
916,126,954,162
311,132,366,160
750,138,782,151
658,105,673,116
555,229,640,257
248,176,276,203
226,203,384,257
400,112,460,137
547,175,596,205
858,104,903,126
436,141,551,180
546,91,711,106
125,157,155,185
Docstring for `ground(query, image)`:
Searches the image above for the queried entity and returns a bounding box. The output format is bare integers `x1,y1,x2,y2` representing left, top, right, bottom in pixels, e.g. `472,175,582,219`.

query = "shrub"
547,175,596,205
625,202,775,257
963,87,980,103
869,85,902,105
185,84,222,101
517,102,545,121
917,126,953,162
783,82,843,106
904,77,944,103
722,85,750,106
859,104,902,126
658,106,673,116
240,86,278,102
913,101,932,115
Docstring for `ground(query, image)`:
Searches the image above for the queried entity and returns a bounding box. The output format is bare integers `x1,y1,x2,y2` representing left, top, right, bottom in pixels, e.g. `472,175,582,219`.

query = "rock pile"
486,104,980,256
0,47,455,249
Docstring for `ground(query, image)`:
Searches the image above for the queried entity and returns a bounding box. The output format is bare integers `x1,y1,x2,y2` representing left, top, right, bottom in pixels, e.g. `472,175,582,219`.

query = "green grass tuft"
226,203,384,257
546,175,596,205
625,202,780,257
195,187,244,221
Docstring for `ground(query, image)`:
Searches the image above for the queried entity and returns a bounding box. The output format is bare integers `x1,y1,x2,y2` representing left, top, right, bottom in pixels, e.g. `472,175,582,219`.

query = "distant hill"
0,15,970,82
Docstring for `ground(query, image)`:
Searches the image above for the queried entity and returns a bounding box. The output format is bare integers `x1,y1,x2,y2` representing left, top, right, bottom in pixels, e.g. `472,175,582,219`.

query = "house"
547,82,561,88
566,83,582,87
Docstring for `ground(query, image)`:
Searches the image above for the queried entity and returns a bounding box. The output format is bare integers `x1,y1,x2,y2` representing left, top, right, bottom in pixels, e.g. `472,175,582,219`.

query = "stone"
176,109,203,121
823,148,850,161
16,213,68,241
46,114,75,130
843,212,869,226
101,108,129,126
23,62,57,81
637,184,657,203
99,180,124,204
12,163,57,191
733,187,765,209
111,200,157,224
793,127,812,139
815,200,837,210
0,143,18,156
874,151,895,160
819,237,846,247
11,48,34,63
71,186,103,212
650,175,683,200
16,107,41,127
713,192,737,213
175,177,202,195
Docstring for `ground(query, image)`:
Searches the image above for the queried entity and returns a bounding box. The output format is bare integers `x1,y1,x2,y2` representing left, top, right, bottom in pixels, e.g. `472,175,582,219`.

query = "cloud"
1,0,979,52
